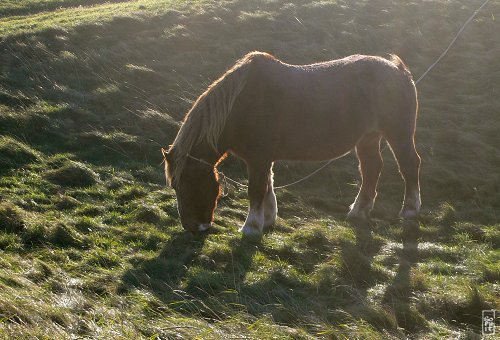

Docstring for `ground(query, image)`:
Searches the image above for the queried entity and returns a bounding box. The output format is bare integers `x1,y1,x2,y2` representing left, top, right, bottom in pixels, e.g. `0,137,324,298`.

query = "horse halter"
185,154,246,196
185,153,228,196
186,154,213,168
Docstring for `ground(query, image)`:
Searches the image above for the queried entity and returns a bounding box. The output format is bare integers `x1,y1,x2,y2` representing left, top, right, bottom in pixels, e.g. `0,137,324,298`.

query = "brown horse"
164,51,420,235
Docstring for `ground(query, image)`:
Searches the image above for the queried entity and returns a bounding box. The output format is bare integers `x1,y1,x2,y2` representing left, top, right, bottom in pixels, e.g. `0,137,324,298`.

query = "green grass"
0,0,499,338
0,0,209,36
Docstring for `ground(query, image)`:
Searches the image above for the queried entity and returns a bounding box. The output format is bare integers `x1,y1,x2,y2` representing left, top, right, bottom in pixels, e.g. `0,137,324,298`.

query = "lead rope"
414,0,491,86
186,0,491,192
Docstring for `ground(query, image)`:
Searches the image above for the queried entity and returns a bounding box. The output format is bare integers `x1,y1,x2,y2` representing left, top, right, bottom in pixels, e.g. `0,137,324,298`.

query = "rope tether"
187,0,492,191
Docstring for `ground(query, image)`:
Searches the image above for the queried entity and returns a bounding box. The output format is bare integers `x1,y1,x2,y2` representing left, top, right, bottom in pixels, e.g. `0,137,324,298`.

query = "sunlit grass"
0,0,210,37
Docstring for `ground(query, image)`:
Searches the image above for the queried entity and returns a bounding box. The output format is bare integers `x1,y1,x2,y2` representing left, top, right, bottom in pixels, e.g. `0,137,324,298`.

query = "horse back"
222,54,417,161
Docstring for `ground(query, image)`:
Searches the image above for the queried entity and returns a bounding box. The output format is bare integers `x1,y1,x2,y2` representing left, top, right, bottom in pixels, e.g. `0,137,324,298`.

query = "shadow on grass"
336,219,385,296
119,214,487,335
119,219,397,331
118,228,261,320
382,220,427,333
119,230,210,299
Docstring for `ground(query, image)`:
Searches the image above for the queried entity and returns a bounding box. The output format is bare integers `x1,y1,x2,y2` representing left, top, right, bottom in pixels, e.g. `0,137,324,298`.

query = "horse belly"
271,73,375,160
274,130,362,160
273,108,367,161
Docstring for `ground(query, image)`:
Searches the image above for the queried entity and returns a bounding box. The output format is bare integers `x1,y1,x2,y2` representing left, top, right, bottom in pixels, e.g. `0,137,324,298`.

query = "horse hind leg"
263,169,277,229
385,133,421,218
348,132,383,220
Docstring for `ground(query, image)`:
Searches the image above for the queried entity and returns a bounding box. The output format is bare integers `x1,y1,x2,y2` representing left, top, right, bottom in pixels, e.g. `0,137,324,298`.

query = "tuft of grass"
75,204,105,217
131,204,165,224
25,260,54,283
86,249,121,269
0,201,25,233
0,135,40,173
73,217,100,234
49,223,86,248
21,223,48,246
434,202,457,227
53,194,80,210
0,233,22,251
44,160,98,187
117,185,147,203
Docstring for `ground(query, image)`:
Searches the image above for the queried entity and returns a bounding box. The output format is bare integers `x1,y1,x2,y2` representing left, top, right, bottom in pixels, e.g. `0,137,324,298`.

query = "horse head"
163,148,221,232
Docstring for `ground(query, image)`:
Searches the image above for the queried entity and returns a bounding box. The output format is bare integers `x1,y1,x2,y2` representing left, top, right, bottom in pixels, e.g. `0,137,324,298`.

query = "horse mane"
166,51,268,186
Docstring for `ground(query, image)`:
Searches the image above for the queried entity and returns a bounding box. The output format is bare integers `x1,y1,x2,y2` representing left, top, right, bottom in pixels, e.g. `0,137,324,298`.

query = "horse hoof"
198,223,212,232
399,208,419,219
262,221,277,232
347,209,369,221
240,224,262,237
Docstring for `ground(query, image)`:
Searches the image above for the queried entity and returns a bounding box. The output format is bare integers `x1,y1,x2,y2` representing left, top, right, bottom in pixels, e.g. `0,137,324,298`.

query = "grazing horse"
163,52,420,235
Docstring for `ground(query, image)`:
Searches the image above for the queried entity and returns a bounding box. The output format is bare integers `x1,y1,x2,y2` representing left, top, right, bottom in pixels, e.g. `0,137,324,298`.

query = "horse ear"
161,147,175,187
161,147,173,163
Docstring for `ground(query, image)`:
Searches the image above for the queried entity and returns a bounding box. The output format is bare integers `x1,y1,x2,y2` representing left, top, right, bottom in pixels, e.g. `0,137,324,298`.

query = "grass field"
0,0,499,338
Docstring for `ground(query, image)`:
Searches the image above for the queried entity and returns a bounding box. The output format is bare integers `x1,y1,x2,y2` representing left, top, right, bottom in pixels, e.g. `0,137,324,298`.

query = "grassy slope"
0,0,499,338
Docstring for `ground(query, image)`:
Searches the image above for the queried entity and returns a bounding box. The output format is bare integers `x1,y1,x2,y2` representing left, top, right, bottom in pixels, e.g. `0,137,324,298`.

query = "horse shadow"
119,218,329,325
119,226,261,320
381,220,424,333
339,218,384,295
119,217,424,333
119,230,210,301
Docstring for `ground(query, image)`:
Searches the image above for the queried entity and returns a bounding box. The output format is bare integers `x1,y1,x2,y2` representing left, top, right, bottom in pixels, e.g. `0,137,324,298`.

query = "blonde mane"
166,52,267,186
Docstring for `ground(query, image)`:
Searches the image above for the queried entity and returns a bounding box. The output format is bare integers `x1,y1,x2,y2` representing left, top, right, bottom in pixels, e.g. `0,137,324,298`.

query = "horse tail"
387,54,413,80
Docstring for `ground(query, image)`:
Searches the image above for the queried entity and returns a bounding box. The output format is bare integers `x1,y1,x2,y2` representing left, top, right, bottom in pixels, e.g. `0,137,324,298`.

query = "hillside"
0,0,499,338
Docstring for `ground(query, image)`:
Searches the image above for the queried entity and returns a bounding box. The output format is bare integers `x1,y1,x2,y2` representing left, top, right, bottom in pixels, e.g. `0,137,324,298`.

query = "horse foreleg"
240,162,273,236
348,132,383,220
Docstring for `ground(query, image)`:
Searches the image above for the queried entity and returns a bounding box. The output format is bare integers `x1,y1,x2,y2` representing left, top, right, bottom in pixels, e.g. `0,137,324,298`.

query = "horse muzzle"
182,222,212,233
